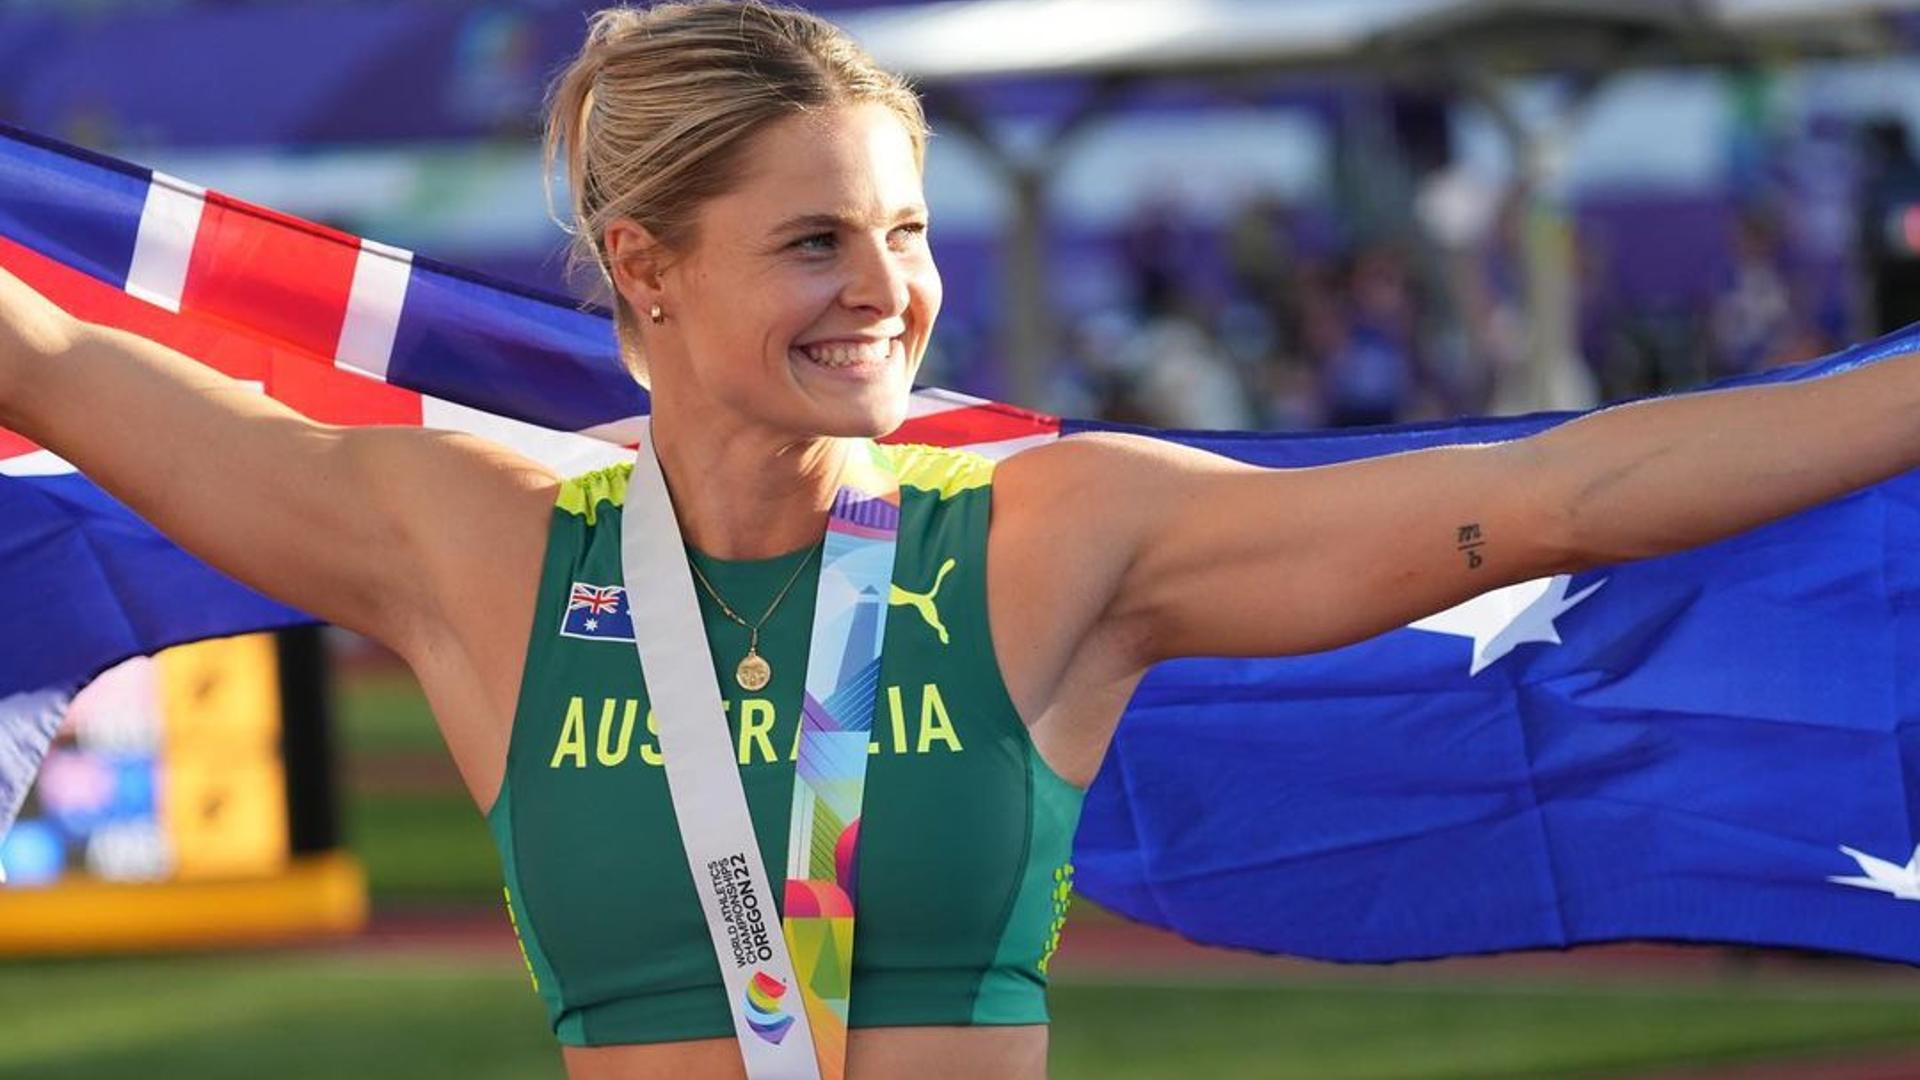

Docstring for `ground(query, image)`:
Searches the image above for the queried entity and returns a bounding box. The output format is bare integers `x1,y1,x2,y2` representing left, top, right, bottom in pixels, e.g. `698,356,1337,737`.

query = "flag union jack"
561,582,633,642
569,583,622,615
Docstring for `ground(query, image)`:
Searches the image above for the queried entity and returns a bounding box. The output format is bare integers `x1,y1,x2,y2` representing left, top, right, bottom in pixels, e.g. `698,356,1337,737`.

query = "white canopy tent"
837,0,1920,412
844,0,1891,82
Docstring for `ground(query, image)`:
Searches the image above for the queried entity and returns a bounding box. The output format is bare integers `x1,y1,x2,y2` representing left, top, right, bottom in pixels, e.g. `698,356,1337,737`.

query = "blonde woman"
3,3,1919,1078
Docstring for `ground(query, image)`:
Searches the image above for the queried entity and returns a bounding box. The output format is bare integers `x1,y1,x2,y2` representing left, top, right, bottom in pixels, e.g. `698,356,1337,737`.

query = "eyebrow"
769,206,929,237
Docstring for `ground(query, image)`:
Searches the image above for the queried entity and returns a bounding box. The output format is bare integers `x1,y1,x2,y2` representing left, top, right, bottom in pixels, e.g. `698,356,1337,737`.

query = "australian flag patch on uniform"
559,581,634,642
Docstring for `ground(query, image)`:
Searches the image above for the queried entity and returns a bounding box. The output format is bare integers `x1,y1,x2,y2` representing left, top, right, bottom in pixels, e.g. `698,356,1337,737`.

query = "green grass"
310,666,1920,1077
3,952,1920,1079
343,790,500,905
0,953,560,1080
1048,976,1920,1079
12,669,1920,1076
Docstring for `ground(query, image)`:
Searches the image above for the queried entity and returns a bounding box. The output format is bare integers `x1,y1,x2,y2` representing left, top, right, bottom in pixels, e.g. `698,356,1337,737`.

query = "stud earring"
648,303,665,325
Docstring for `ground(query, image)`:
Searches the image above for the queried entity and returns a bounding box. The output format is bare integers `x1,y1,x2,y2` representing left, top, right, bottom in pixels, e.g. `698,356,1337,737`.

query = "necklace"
686,541,823,691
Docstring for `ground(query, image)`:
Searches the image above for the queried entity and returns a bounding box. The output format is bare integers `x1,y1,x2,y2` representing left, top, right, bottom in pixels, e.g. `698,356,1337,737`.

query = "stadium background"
5,1,1920,1076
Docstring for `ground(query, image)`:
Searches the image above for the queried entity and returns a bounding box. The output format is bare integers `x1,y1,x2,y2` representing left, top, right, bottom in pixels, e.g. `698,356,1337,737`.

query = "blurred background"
6,1,1920,1077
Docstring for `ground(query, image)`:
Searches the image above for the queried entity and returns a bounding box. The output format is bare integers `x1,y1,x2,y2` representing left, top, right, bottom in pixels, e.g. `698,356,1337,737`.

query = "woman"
1,3,1918,1078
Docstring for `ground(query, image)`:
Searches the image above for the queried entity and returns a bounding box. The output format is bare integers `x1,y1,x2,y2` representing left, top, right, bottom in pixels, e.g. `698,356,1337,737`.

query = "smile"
793,337,903,375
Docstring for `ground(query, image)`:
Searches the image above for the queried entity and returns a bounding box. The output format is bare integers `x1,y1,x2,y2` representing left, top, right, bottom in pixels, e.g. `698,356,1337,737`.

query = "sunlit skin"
11,77,1920,1080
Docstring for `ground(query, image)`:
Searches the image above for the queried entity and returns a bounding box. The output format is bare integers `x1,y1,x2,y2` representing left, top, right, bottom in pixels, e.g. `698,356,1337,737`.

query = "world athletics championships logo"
743,970,795,1044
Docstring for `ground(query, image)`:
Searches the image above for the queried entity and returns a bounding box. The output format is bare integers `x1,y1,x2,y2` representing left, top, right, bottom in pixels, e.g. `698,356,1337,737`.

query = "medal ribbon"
780,438,900,1080
621,421,899,1080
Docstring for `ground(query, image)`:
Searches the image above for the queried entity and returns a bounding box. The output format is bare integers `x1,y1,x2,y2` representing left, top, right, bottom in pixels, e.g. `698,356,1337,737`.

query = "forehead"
714,104,925,230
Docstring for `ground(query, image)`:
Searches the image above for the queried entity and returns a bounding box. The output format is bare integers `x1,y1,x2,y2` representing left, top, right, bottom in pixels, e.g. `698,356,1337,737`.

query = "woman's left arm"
1035,353,1920,667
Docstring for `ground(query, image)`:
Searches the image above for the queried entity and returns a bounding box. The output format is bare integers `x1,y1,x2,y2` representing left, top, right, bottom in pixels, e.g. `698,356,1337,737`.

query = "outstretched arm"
0,265,558,658
1007,352,1920,670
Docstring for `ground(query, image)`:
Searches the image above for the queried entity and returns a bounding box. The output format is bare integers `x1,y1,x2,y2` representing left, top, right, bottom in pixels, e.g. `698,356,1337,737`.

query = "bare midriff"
559,1024,1049,1079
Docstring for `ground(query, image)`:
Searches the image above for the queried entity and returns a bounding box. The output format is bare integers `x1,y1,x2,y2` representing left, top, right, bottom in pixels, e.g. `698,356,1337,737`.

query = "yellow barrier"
0,851,367,956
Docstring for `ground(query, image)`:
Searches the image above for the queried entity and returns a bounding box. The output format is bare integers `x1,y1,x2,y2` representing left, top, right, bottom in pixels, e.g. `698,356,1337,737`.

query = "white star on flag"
1407,574,1606,676
1829,844,1920,901
584,618,599,631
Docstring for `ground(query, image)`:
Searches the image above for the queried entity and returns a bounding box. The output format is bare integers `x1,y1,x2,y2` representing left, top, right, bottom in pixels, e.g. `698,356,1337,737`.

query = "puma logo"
889,557,956,644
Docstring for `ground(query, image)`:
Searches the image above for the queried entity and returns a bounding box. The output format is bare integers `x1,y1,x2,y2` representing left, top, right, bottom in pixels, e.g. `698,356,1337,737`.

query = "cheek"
685,258,825,355
912,261,944,322
746,288,834,360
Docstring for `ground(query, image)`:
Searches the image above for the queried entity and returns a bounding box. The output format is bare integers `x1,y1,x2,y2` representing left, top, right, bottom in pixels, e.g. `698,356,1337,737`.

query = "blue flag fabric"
1067,350,1920,964
1,121,1916,965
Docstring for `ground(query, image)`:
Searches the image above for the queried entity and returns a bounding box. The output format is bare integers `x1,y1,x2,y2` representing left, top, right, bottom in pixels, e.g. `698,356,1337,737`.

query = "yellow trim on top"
878,442,994,499
555,440,992,521
0,852,367,956
555,463,633,523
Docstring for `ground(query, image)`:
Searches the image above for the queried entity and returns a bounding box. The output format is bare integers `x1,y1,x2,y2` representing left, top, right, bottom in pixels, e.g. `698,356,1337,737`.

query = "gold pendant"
736,650,772,691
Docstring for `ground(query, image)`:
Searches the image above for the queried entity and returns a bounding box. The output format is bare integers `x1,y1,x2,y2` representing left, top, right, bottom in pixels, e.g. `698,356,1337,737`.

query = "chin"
807,395,910,440
785,356,916,438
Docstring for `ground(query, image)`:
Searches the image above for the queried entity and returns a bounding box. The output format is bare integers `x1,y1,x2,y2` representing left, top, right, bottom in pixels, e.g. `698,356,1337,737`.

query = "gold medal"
689,543,820,696
736,649,772,691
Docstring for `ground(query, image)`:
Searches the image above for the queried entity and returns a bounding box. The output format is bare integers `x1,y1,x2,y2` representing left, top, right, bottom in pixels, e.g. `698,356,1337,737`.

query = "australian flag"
559,582,634,642
1,119,1917,969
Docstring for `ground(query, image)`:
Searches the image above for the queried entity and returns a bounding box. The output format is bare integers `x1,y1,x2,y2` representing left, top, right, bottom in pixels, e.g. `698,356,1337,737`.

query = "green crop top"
487,442,1085,1046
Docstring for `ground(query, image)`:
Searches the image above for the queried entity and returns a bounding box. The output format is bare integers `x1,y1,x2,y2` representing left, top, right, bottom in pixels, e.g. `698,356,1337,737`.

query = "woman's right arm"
0,266,559,661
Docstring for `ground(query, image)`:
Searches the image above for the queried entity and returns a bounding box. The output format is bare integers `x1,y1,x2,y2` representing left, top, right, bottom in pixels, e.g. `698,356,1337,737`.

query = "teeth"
802,339,893,368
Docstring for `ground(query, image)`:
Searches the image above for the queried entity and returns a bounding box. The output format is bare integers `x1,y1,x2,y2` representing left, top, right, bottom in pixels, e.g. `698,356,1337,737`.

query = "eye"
891,222,930,247
791,231,837,253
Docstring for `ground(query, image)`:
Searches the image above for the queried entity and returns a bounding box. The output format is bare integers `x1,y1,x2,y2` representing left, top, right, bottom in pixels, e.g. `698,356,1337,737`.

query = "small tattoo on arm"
1456,523,1486,570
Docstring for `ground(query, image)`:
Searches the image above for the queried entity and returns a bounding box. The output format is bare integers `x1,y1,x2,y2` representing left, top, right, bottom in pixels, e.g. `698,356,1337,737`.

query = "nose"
840,233,912,319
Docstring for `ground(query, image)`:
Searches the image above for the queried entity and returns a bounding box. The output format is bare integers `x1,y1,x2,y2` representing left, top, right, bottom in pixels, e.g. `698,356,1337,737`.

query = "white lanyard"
621,419,821,1080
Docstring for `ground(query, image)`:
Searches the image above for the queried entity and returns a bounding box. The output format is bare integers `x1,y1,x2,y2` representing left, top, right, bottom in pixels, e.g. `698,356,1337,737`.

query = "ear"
602,217,668,311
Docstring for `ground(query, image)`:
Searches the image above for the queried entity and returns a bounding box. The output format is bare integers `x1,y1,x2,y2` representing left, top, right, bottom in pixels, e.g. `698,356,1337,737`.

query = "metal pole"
1003,164,1052,409
1515,130,1594,413
277,625,338,856
1461,74,1599,415
923,82,1127,411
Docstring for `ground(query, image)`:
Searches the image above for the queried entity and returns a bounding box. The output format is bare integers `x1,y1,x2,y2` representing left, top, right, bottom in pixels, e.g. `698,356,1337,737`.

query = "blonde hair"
542,0,930,382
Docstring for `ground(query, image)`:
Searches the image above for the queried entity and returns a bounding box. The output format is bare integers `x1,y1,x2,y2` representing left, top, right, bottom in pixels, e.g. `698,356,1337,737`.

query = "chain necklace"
687,541,823,691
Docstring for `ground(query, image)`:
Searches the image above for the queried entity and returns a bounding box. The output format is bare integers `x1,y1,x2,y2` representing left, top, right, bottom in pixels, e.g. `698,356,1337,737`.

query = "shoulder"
991,429,1206,521
350,428,562,654
393,439,562,659
986,429,1223,656
878,431,1189,511
977,433,1169,747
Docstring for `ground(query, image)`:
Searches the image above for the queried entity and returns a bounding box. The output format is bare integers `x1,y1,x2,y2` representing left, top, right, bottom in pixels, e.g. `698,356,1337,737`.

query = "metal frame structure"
840,0,1920,411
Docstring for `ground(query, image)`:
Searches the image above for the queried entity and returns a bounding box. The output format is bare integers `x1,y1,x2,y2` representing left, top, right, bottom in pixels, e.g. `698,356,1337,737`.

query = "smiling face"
609,102,941,440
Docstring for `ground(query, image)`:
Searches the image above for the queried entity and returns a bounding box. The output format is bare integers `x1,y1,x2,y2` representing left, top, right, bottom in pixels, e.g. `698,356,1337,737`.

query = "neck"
648,406,850,561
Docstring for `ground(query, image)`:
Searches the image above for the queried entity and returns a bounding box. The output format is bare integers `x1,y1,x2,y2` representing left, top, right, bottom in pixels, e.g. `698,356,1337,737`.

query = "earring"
648,303,665,325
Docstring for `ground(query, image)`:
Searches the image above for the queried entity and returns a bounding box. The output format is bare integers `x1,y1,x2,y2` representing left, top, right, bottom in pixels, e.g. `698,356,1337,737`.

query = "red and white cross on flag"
568,583,623,616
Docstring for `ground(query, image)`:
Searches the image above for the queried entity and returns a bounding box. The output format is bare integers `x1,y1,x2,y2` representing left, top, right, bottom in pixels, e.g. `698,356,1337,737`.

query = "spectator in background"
1317,245,1420,428
1417,169,1513,418
1224,190,1296,318
1050,311,1144,425
1120,190,1196,319
1858,117,1920,335
1779,111,1865,351
1120,312,1258,430
1096,193,1259,429
1082,125,1884,433
1222,189,1323,429
1709,211,1795,377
